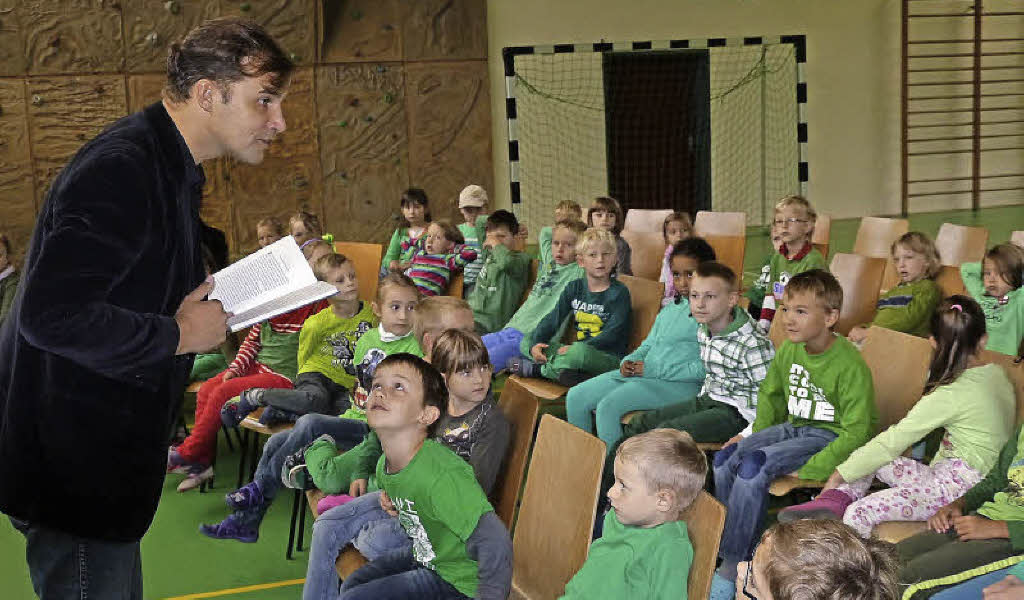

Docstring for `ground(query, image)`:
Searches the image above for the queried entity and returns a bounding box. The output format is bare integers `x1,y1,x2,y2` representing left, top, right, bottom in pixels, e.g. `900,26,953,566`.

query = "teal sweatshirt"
507,262,584,355
621,298,704,383
962,262,1024,356
524,277,632,359
467,244,532,334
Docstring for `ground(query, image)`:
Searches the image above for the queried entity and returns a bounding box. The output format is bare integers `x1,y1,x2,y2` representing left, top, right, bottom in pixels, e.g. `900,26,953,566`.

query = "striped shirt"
404,246,478,296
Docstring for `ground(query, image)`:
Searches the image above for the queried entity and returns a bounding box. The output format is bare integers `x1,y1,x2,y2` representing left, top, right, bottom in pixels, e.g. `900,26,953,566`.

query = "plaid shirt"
698,307,776,432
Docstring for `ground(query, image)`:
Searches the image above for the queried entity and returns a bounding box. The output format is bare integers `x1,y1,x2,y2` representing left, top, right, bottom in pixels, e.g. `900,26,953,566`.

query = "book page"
227,282,338,332
210,237,315,315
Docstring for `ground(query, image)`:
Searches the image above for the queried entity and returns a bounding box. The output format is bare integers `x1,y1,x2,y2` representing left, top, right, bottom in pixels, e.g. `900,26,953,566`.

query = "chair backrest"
935,223,989,266
767,308,787,349
694,211,746,237
448,272,464,298
860,327,933,431
624,208,674,233
935,265,967,298
511,415,606,600
493,377,541,531
1012,231,1024,248
519,259,540,308
705,236,746,291
812,213,831,259
681,492,727,600
334,241,384,301
978,350,1024,424
830,253,887,336
618,274,666,353
620,230,667,281
852,217,908,291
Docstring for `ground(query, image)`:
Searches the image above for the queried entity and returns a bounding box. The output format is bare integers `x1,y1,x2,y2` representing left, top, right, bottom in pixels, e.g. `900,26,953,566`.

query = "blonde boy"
561,429,706,600
510,228,631,386
745,196,827,331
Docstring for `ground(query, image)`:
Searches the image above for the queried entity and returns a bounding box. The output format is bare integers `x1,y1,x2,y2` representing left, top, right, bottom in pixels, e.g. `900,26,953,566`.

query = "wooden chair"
935,223,988,266
623,208,674,233
448,272,464,298
829,253,887,336
767,307,787,349
682,492,728,600
935,265,967,298
511,415,605,600
334,241,384,301
236,409,301,557
302,490,371,581
494,378,542,530
1012,230,1024,248
853,217,909,291
812,214,831,259
620,230,666,282
695,211,747,287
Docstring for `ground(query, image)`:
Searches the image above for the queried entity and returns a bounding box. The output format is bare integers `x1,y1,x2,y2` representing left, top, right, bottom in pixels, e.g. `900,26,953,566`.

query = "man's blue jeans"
9,516,143,600
338,547,468,600
303,491,411,600
713,423,837,564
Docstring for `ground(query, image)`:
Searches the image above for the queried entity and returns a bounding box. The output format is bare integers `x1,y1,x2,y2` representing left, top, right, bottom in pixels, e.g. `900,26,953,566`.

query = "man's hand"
380,491,398,517
175,278,229,355
953,515,1009,541
530,343,549,363
349,478,367,498
928,500,963,533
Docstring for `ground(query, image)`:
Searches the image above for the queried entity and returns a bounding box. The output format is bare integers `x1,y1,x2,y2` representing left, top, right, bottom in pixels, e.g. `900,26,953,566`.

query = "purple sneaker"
167,447,190,474
199,513,258,543
220,389,263,427
777,489,854,523
225,481,265,511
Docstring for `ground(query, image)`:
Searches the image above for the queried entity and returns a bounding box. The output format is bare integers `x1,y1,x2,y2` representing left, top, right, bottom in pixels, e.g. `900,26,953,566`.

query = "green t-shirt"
507,262,583,348
745,243,828,310
753,335,878,480
467,244,532,334
978,427,1024,523
255,323,301,381
962,262,1024,356
560,511,691,600
338,325,423,422
297,302,377,388
377,439,494,597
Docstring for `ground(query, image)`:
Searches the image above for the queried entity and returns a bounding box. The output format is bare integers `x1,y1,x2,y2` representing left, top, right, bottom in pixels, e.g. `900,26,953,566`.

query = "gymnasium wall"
486,0,911,222
0,0,492,259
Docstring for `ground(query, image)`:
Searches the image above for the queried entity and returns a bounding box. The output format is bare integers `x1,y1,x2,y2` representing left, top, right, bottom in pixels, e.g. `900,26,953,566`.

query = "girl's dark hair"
375,353,448,437
485,210,519,235
671,237,716,264
399,188,431,227
165,18,294,103
925,295,987,393
985,243,1024,291
430,329,492,377
587,196,624,235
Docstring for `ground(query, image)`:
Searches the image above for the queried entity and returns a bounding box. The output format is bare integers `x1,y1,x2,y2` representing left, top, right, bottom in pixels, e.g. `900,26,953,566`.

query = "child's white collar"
0,266,13,282
379,323,412,343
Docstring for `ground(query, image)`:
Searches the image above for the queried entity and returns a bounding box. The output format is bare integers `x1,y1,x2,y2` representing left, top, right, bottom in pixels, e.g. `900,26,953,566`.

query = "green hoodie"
870,278,941,338
467,244,532,334
964,425,1024,550
504,261,584,356
962,261,1024,356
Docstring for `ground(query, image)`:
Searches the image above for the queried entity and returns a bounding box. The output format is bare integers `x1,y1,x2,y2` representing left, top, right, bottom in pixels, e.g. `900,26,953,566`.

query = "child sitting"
256,216,285,249
403,221,477,297
221,253,378,426
567,238,716,451
848,232,942,343
561,429,707,600
779,296,1015,536
588,196,632,276
333,354,512,600
481,220,586,372
302,331,511,599
538,201,584,266
745,195,827,332
0,233,17,326
737,520,900,600
467,210,532,334
508,228,632,387
711,269,877,599
961,242,1024,356
290,210,324,249
382,187,430,274
456,184,489,295
659,212,695,307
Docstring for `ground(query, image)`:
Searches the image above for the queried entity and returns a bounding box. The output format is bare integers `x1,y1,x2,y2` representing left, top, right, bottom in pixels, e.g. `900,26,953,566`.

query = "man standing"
0,19,293,599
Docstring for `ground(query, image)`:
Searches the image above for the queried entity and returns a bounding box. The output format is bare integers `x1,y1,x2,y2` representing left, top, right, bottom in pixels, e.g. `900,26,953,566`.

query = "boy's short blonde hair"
774,195,817,223
555,200,583,222
576,227,617,255
783,269,843,313
289,210,322,235
891,232,941,279
412,295,472,347
554,219,587,238
301,238,332,260
616,429,707,512
256,216,285,236
376,272,420,305
312,252,350,280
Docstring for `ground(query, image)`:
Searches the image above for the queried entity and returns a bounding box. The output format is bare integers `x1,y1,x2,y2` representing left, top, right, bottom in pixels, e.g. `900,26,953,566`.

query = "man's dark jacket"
0,102,205,541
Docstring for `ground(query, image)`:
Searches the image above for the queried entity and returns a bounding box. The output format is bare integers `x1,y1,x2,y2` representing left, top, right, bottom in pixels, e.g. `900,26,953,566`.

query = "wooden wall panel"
26,75,128,206
406,61,492,225
124,0,220,73
319,0,402,63
20,0,124,74
0,80,37,257
318,63,408,243
221,0,315,65
0,2,27,76
127,73,166,113
404,0,487,61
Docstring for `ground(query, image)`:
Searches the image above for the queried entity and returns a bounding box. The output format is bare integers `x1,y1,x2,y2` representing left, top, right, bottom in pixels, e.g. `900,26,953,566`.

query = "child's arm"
0,274,16,323
871,281,941,334
961,432,1016,514
538,226,553,267
798,364,877,480
351,430,383,485
382,228,404,270
524,283,574,352
580,286,631,353
645,535,692,599
745,256,772,307
226,323,262,377
961,262,985,299
447,244,478,271
465,512,513,600
304,435,348,495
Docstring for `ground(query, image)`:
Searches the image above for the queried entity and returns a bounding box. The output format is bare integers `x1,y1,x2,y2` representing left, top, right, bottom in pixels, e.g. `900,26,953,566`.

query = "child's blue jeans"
713,422,837,564
481,328,524,373
338,547,469,599
303,491,411,600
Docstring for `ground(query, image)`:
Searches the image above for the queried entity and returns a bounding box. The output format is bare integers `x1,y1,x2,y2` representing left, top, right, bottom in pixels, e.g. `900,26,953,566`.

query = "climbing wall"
0,0,491,257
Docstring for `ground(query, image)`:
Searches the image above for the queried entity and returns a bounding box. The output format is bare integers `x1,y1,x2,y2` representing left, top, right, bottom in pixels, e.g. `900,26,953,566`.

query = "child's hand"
556,345,570,356
516,224,529,240
530,343,549,363
847,326,869,343
722,434,745,449
620,361,635,377
984,575,1024,599
929,501,963,533
349,479,367,498
953,515,1009,541
388,260,400,272
380,491,398,517
222,370,236,382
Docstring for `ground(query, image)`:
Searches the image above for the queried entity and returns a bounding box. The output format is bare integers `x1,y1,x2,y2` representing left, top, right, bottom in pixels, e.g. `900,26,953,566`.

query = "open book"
209,236,337,332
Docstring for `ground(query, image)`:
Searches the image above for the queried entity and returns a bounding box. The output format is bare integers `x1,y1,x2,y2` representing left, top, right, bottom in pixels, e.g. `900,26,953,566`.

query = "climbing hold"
239,2,251,12
164,0,180,14
31,95,44,106
375,65,387,73
349,98,360,107
289,53,299,62
145,31,159,47
383,92,394,104
363,115,374,123
337,120,348,128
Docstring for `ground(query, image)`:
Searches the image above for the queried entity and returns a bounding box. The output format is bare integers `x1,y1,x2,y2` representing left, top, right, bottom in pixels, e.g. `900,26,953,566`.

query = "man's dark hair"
485,210,519,235
165,18,294,103
694,261,737,290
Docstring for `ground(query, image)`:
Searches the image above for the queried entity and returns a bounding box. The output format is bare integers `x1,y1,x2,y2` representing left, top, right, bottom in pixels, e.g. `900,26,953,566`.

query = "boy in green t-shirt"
562,429,705,600
467,210,531,334
336,354,512,600
221,253,377,426
745,195,827,332
711,269,877,600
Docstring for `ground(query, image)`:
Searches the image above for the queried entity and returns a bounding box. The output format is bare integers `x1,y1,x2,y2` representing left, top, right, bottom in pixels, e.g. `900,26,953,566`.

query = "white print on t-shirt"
393,497,437,568
786,363,835,422
772,271,792,300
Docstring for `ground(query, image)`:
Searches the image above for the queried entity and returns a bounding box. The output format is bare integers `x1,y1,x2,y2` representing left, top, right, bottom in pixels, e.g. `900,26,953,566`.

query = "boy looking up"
467,210,531,334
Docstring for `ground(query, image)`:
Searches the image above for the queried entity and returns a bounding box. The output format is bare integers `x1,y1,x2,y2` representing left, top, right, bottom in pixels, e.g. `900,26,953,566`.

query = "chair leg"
297,490,307,552
248,434,259,482
236,429,250,490
286,488,300,560
222,425,235,452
